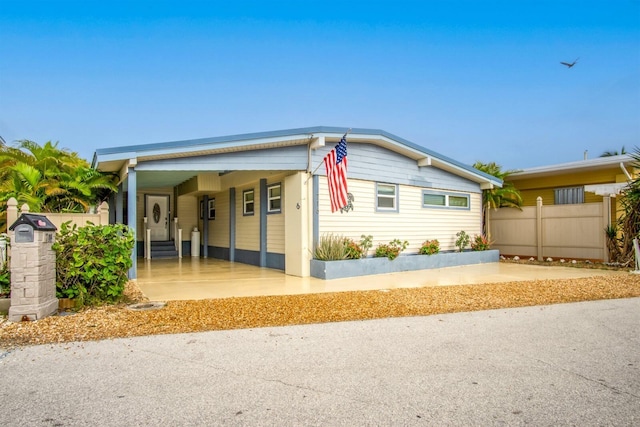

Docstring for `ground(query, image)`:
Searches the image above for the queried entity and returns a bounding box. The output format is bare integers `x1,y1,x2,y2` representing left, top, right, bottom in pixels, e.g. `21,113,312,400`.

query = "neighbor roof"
509,154,635,180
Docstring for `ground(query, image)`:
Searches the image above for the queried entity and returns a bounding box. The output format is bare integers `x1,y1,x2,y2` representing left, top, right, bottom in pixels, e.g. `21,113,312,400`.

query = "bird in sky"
560,57,579,68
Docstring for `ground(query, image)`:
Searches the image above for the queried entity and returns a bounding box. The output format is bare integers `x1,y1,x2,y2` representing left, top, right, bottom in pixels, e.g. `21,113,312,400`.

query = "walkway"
136,258,624,301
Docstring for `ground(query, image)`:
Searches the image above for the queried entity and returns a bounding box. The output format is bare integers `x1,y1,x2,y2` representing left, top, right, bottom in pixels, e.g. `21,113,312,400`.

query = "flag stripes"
323,136,349,213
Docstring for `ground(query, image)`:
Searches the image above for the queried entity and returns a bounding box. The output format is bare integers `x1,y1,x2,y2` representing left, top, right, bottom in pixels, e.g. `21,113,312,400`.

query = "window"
243,189,254,215
376,183,398,212
554,186,584,204
422,190,470,210
267,183,282,213
208,198,216,220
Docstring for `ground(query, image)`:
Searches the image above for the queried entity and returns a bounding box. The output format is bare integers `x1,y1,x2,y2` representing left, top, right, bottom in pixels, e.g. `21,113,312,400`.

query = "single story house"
92,126,502,278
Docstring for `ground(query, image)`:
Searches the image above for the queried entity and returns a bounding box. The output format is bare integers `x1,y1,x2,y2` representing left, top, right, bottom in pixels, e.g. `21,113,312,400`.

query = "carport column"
284,172,312,277
202,194,209,258
127,161,137,279
229,187,236,262
259,179,267,267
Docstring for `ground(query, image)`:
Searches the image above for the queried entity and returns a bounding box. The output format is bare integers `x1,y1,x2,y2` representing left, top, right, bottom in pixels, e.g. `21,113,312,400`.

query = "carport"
134,258,623,301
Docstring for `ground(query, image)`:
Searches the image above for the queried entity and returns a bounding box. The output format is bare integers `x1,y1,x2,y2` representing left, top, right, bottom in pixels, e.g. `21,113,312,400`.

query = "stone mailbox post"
8,213,58,322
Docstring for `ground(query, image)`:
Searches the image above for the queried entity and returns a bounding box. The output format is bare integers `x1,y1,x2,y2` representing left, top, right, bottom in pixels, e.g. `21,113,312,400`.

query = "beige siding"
236,185,260,251
209,191,230,247
318,179,482,253
177,194,198,239
267,178,285,254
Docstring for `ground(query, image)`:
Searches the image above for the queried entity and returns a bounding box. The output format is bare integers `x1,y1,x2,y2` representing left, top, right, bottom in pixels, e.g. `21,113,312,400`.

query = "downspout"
620,162,633,181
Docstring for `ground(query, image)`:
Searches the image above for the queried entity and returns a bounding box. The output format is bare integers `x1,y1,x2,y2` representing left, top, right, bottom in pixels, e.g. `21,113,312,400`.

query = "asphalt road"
1,298,639,426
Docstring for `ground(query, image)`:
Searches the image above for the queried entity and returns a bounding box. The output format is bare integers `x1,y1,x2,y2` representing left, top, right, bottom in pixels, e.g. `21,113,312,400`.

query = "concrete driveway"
136,257,626,300
1,297,638,426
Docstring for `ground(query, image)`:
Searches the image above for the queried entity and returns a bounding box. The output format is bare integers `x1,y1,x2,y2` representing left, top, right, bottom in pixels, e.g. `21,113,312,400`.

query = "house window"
554,186,584,204
267,183,282,214
422,190,470,210
243,189,254,215
208,198,216,220
376,183,398,212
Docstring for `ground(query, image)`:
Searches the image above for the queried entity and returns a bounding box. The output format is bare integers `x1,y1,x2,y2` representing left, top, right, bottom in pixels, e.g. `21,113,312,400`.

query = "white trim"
584,182,629,197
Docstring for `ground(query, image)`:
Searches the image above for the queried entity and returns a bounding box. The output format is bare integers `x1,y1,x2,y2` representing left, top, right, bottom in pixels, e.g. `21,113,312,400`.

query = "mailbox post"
8,213,58,322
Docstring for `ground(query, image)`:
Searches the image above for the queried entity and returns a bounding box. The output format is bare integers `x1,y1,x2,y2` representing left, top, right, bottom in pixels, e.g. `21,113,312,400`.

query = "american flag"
323,135,349,212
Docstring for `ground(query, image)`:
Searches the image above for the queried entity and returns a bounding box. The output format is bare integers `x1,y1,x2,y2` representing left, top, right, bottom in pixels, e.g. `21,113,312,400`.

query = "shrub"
470,234,491,251
0,264,9,297
344,235,373,259
54,222,134,305
419,239,440,255
314,234,348,261
375,239,409,260
455,231,470,252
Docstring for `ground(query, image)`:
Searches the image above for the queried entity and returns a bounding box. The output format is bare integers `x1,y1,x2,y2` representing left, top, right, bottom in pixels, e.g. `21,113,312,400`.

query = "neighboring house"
491,154,638,261
506,154,636,208
92,126,502,278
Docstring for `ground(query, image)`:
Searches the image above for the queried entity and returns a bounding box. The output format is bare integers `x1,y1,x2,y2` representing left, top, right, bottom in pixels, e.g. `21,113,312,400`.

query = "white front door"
146,195,170,241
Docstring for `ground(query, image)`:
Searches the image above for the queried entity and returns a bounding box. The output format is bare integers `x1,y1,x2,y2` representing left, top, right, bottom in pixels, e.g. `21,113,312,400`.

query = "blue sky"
1,0,638,169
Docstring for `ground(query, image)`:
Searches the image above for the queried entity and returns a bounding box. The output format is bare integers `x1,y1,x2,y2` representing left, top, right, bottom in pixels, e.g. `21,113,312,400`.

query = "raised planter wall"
310,250,500,280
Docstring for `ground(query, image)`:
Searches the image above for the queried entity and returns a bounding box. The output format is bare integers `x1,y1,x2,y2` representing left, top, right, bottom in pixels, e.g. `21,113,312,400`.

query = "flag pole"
309,129,351,176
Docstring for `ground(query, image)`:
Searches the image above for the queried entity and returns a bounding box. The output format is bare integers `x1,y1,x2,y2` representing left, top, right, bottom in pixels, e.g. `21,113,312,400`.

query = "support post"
536,196,543,261
603,196,612,263
127,165,137,279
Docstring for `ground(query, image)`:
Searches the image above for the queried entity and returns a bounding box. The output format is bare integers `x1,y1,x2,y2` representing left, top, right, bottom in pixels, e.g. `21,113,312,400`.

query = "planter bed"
310,250,500,280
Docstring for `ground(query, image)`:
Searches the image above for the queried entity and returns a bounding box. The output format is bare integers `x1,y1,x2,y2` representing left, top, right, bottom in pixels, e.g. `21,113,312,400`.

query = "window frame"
422,190,470,210
243,189,255,216
208,198,216,220
267,183,282,214
554,186,584,205
376,183,399,212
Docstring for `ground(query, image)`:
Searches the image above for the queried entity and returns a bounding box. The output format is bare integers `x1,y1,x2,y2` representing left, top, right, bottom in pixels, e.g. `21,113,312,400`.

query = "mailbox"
7,213,58,321
14,223,34,243
9,213,57,243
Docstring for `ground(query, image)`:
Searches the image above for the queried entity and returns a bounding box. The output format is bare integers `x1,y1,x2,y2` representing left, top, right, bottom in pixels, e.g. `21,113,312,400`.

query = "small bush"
54,222,134,305
314,234,348,261
455,231,470,252
344,235,373,259
0,264,10,297
375,239,409,260
471,234,491,251
419,239,440,255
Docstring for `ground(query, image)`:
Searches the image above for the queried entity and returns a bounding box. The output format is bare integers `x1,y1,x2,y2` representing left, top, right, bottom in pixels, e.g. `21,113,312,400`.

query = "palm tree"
0,140,117,230
473,161,523,239
614,146,640,266
600,146,627,157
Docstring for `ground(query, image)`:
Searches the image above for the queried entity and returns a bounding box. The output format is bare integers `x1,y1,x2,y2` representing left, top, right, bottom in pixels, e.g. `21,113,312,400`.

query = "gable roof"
93,126,502,188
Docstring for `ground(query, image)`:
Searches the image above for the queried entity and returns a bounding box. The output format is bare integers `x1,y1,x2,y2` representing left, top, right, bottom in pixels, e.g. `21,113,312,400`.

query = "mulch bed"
1,272,639,349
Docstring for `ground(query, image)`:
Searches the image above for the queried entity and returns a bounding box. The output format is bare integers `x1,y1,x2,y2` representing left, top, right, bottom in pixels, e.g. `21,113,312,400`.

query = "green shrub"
470,234,491,251
375,239,409,260
344,235,373,259
419,239,440,255
314,234,348,261
0,264,10,297
455,231,470,252
54,222,134,305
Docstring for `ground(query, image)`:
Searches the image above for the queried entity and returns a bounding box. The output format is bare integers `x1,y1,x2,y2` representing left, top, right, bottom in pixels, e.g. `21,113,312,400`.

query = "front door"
145,195,170,241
